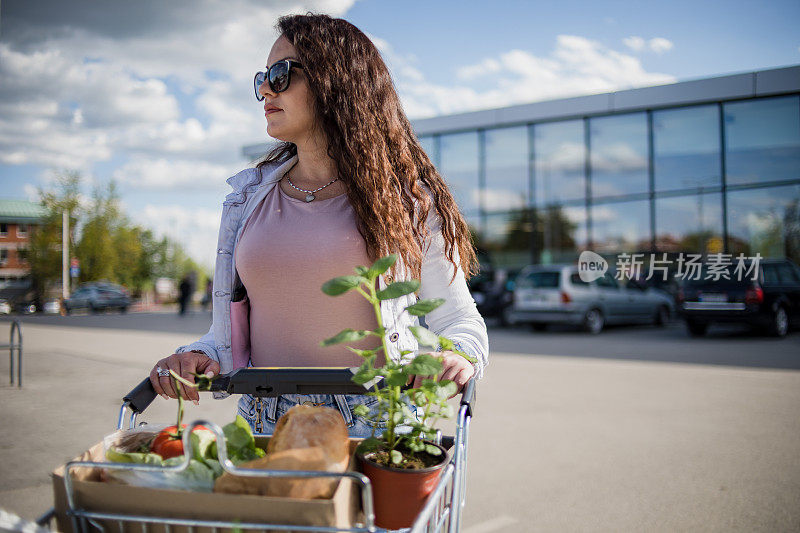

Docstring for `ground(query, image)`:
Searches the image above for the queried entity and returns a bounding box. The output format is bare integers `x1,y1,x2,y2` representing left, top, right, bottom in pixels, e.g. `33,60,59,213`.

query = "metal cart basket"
41,368,476,533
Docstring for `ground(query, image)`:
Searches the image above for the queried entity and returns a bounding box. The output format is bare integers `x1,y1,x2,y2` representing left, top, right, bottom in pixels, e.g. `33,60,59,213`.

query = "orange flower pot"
357,443,449,530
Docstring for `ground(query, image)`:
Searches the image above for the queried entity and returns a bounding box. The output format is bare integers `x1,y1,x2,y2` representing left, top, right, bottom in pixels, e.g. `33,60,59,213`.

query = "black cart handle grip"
123,378,158,414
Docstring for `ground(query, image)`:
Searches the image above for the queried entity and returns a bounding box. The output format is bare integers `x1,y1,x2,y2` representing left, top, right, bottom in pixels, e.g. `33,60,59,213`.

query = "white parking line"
463,515,519,533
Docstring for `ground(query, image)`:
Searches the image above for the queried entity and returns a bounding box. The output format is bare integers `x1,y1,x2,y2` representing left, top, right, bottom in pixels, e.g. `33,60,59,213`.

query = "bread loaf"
268,405,349,463
214,405,350,499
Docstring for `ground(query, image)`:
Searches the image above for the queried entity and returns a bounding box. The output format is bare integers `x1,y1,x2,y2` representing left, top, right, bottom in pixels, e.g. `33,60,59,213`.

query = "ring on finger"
156,366,170,377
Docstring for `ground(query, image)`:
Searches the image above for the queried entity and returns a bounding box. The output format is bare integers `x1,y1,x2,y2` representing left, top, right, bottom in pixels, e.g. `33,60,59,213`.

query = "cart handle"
123,376,158,414
461,377,476,417
122,369,475,416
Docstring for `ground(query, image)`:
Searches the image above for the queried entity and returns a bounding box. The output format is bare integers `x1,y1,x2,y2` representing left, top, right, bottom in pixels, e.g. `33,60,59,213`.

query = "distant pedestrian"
202,278,213,311
178,274,192,315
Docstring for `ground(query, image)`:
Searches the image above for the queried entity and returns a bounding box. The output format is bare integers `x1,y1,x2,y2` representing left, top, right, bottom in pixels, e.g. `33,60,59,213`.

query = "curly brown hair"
256,12,478,285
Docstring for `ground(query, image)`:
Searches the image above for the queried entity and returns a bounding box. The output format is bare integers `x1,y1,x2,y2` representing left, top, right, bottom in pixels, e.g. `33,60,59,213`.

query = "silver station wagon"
504,264,674,334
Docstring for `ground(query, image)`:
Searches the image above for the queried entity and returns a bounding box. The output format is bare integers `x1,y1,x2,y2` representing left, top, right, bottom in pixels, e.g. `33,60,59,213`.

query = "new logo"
577,251,608,282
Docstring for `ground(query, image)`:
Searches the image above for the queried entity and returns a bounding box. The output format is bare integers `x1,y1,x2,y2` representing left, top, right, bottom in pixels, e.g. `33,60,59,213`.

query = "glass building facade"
412,67,800,270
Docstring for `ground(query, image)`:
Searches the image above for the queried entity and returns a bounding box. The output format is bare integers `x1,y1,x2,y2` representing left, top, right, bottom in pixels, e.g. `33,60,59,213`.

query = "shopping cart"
39,368,476,533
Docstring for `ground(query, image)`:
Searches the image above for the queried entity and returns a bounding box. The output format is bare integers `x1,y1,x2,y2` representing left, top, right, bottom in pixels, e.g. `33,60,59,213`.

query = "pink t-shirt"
235,182,382,368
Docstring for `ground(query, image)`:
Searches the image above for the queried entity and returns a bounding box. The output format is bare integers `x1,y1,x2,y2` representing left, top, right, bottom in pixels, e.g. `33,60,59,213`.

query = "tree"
28,171,210,302
27,172,82,300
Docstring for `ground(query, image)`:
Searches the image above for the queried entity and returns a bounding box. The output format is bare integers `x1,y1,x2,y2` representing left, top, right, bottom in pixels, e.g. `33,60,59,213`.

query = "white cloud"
623,36,646,52
649,38,674,54
0,0,356,264
0,0,356,171
624,36,674,54
138,204,223,270
385,34,676,119
481,189,526,211
112,158,239,191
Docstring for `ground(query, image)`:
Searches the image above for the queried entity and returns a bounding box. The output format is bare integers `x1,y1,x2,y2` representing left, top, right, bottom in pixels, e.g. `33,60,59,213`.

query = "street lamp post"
62,210,69,300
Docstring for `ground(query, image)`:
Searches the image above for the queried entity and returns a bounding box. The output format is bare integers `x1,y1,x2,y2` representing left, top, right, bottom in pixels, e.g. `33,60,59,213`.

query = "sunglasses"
254,59,304,100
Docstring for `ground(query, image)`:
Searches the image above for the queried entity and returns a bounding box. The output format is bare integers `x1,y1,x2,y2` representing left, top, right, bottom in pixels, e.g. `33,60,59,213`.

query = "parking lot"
1,312,799,531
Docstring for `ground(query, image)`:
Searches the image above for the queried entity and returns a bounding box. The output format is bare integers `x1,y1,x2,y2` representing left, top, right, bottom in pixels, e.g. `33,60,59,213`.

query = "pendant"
305,194,315,202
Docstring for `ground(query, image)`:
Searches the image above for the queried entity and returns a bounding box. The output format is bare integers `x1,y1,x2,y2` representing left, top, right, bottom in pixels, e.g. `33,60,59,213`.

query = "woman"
149,13,488,437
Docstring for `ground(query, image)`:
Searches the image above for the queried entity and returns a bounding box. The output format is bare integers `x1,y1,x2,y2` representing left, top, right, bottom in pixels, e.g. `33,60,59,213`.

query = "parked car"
63,284,131,314
43,299,62,314
678,259,800,337
468,267,522,325
0,279,38,314
504,264,674,334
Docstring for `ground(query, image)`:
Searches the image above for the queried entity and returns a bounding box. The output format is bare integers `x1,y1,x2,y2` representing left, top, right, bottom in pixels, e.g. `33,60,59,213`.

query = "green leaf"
376,280,420,300
425,444,442,456
404,298,445,316
385,371,410,387
105,448,164,464
409,326,440,348
189,428,217,462
436,380,458,400
407,439,424,452
354,265,369,276
346,346,377,358
352,404,370,417
367,254,397,278
321,275,365,296
320,328,372,346
356,437,381,455
390,449,403,465
203,458,223,478
437,337,454,351
162,457,216,491
222,415,262,464
400,349,414,356
406,353,443,376
352,367,379,385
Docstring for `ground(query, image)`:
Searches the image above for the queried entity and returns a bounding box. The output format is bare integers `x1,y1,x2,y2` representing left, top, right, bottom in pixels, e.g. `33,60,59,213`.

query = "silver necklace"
286,174,340,202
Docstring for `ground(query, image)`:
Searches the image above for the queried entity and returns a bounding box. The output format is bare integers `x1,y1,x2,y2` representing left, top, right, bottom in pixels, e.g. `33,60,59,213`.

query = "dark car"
0,279,38,314
468,267,522,326
63,283,131,314
678,259,800,337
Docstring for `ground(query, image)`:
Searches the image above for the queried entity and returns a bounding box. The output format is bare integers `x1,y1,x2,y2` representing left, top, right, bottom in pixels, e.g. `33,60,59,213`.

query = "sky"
1,0,798,269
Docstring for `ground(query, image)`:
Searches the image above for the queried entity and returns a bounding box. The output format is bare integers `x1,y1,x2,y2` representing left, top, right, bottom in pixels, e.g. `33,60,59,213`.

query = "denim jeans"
236,393,417,438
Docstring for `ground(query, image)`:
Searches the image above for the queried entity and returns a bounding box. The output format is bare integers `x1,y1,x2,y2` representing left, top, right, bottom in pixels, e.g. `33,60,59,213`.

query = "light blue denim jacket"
175,154,489,400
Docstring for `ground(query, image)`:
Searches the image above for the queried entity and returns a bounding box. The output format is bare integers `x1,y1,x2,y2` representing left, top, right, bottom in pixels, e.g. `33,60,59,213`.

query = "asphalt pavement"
0,311,798,532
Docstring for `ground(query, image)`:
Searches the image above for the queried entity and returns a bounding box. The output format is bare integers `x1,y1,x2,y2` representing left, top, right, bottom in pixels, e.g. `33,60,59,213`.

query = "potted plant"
319,254,476,529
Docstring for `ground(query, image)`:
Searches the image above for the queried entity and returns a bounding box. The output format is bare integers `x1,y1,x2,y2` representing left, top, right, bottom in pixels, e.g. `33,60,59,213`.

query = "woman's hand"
408,350,475,396
149,351,220,403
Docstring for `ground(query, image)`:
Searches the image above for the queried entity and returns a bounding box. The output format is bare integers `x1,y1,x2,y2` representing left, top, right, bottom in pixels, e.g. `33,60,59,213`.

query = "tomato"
150,425,209,459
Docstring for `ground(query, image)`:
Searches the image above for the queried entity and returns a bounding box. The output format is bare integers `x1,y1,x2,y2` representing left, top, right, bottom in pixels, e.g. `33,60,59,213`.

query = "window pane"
440,132,479,213
539,205,587,264
727,184,800,263
517,271,560,289
480,210,533,269
655,193,723,254
534,120,585,205
485,126,528,211
653,105,721,191
777,264,800,283
725,96,800,186
570,273,589,286
590,113,648,198
418,136,436,165
591,199,651,253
